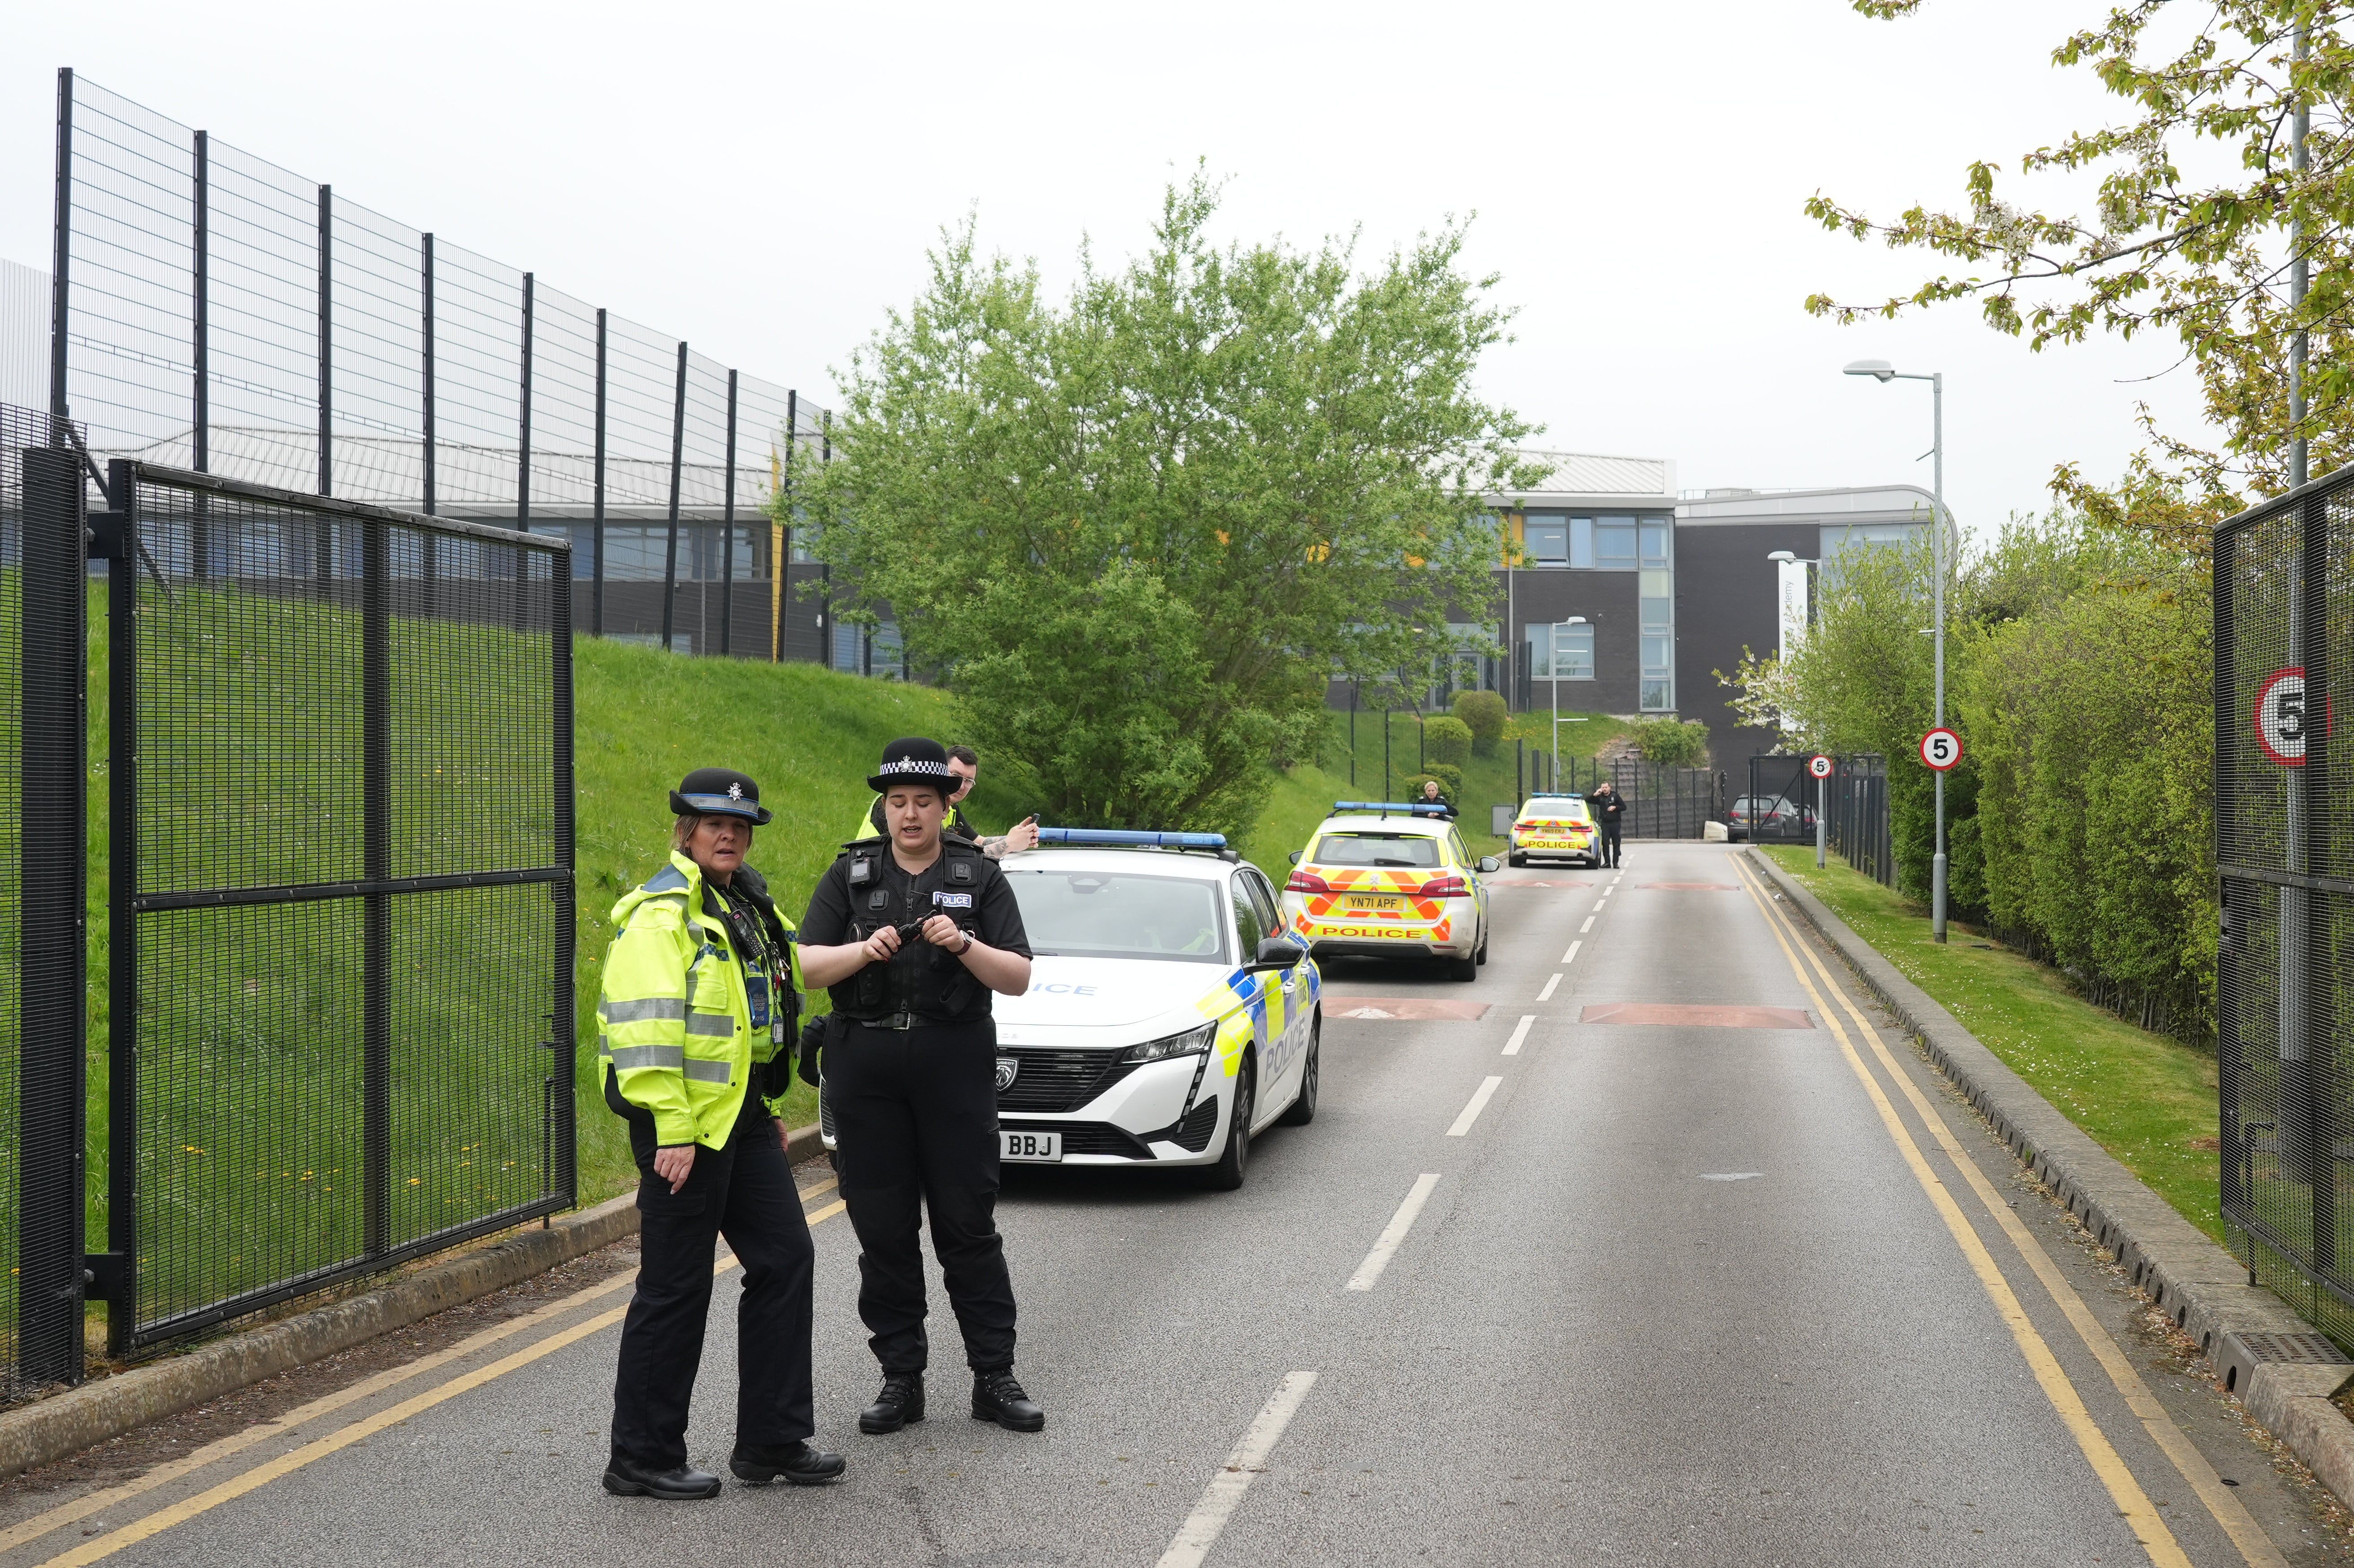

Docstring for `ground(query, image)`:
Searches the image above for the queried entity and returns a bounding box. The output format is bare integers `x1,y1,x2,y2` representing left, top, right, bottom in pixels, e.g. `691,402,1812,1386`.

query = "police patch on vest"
933,892,974,909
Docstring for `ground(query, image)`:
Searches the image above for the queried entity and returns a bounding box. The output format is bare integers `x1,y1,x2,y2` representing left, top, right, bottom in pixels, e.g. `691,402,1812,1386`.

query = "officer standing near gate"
599,768,844,1498
798,738,1043,1435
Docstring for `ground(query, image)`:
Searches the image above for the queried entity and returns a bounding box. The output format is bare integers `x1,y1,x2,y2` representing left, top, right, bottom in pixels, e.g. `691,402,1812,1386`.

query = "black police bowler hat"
868,737,955,797
670,767,773,826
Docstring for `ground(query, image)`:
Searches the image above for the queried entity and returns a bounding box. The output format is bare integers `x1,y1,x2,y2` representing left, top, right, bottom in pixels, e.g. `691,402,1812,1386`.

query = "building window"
1525,513,1569,566
1640,520,1671,568
1570,516,1595,568
1639,585,1673,711
1595,516,1637,570
1526,621,1594,681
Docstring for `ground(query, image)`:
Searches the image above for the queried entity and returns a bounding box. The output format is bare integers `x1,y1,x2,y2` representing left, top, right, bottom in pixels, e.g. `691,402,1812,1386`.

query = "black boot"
859,1370,925,1434
971,1368,1045,1433
601,1453,723,1499
729,1439,846,1486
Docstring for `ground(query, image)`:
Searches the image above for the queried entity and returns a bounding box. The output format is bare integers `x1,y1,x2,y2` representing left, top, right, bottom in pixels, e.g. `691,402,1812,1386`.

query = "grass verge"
1759,844,2223,1242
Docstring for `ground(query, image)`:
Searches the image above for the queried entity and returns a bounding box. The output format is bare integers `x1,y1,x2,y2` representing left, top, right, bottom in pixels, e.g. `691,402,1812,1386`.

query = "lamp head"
1562,615,1587,625
1766,550,1797,564
1844,359,1896,383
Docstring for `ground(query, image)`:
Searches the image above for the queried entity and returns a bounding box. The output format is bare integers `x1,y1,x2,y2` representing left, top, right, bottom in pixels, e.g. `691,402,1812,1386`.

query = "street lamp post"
1549,617,1588,782
1844,358,1949,942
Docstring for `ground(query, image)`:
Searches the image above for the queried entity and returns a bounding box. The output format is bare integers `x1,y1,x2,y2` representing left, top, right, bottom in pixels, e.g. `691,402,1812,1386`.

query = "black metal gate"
1826,754,1895,888
91,457,575,1353
1606,758,1722,839
1742,756,1817,845
2216,462,2354,1345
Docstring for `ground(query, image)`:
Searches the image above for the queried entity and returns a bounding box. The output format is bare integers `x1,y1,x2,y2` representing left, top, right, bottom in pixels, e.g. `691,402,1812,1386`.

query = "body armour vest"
828,837,994,1027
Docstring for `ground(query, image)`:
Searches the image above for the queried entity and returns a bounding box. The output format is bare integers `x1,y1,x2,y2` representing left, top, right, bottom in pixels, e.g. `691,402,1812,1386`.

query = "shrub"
1632,717,1710,768
1452,690,1508,756
1424,715,1474,768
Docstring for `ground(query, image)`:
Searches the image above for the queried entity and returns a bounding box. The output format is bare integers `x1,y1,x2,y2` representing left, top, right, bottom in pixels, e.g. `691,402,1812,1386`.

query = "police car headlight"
1120,1023,1216,1065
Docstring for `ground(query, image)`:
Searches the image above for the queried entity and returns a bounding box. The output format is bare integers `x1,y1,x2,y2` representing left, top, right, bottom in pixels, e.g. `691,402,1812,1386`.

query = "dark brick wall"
1673,522,1818,767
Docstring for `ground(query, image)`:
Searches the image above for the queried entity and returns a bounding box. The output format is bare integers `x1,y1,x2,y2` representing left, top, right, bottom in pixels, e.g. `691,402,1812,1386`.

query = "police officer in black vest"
797,738,1044,1434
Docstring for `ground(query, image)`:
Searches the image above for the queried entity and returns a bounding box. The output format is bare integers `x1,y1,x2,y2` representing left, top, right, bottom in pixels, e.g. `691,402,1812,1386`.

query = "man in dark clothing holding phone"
1587,779,1626,868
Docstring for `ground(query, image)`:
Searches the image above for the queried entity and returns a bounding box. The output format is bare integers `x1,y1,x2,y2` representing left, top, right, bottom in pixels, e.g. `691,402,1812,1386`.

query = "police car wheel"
1446,951,1478,982
1202,1067,1253,1191
1475,925,1489,965
1276,1020,1319,1127
1508,851,1527,868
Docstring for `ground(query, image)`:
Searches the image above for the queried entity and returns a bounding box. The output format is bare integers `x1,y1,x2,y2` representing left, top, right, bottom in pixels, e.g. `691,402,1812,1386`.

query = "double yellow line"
1730,854,2280,1568
12,1183,848,1568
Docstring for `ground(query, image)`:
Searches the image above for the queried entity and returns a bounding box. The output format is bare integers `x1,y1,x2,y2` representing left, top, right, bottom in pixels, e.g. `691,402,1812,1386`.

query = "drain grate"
2237,1332,2353,1366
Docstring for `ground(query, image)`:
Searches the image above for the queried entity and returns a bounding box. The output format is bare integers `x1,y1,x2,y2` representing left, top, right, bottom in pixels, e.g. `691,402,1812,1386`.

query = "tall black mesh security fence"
5,403,88,1396
101,460,573,1350
1606,758,1721,840
2217,465,2354,1347
48,70,836,665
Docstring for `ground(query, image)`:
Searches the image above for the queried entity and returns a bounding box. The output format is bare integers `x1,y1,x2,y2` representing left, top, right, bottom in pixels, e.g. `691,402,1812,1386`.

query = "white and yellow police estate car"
819,828,1320,1191
1277,801,1497,981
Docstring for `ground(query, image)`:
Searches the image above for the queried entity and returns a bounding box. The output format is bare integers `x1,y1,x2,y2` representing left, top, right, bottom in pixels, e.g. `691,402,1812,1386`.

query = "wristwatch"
956,930,975,956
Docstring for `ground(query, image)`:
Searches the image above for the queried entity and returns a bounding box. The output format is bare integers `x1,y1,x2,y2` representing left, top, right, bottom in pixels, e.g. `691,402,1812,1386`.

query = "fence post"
775,389,796,662
104,457,140,1354
550,550,578,1207
2300,487,2333,1270
362,514,390,1261
20,442,87,1388
49,70,72,424
316,185,332,503
192,130,210,578
592,308,606,637
721,369,737,658
660,341,686,653
516,272,533,534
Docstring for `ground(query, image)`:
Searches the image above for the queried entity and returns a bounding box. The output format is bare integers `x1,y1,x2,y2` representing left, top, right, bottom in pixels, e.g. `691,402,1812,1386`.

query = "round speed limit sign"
2257,666,2308,766
1808,754,1833,780
1920,727,1963,772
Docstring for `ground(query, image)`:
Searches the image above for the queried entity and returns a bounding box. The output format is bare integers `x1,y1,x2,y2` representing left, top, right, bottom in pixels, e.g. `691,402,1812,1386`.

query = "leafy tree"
791,175,1543,839
1424,715,1474,768
1452,689,1508,756
1809,1,2353,536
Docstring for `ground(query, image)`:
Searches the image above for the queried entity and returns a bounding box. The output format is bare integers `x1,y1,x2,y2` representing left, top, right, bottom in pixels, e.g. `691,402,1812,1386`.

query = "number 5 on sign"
1919,728,1962,771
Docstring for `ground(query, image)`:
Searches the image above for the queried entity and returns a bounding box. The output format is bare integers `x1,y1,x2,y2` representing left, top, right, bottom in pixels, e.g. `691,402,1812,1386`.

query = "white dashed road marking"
1157,1372,1321,1568
1346,1174,1443,1291
1536,973,1561,1002
1447,1076,1504,1137
1503,1014,1535,1055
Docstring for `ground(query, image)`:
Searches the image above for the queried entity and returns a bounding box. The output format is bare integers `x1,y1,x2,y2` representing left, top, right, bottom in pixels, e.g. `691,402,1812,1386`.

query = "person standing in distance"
1587,778,1626,869
598,768,844,1498
1416,778,1456,818
799,738,1042,1434
851,744,1039,859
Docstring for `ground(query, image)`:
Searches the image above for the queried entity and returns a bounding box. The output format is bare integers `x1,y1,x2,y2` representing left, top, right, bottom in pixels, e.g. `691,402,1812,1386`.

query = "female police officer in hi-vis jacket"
598,767,846,1499
797,738,1042,1436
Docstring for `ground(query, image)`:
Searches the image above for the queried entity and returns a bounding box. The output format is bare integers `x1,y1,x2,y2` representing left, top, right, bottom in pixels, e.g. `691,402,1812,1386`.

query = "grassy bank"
1759,844,2223,1241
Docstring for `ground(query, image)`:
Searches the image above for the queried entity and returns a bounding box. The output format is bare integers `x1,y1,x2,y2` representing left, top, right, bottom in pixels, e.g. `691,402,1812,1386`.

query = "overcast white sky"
1,0,2219,535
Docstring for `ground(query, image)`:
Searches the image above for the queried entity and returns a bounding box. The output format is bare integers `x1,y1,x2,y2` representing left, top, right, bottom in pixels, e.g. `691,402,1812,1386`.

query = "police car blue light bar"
1036,827,1229,849
1330,800,1453,816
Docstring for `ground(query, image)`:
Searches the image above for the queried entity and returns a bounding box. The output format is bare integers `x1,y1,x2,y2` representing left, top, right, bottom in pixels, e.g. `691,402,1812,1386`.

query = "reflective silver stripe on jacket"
606,1043,686,1071
685,1012,734,1038
682,1058,733,1084
600,997,687,1024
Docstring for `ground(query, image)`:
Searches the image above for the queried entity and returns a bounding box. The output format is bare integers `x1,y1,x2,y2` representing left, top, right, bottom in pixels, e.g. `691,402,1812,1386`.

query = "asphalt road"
5,842,2349,1567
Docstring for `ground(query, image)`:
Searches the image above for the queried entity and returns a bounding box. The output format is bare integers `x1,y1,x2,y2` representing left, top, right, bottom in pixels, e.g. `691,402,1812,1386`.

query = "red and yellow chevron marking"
1296,864,1444,924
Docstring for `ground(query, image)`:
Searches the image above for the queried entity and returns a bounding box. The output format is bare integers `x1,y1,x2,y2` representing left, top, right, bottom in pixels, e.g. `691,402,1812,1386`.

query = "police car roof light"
1330,800,1452,818
1035,826,1229,850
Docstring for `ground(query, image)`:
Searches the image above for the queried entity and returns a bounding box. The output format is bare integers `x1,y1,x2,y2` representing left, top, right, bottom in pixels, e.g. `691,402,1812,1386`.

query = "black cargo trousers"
607,1080,815,1469
1599,818,1622,867
830,1019,1018,1374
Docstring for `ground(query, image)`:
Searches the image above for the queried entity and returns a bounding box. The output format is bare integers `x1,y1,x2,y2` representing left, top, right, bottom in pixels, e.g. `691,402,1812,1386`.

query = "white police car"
820,827,1321,1190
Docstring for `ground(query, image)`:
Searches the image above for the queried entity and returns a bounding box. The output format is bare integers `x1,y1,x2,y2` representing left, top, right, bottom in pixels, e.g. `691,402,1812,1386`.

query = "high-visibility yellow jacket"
597,851,799,1148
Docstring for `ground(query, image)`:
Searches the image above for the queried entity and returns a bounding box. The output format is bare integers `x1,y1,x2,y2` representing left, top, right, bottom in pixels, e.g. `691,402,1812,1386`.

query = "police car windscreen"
1312,833,1442,868
1004,871,1229,963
